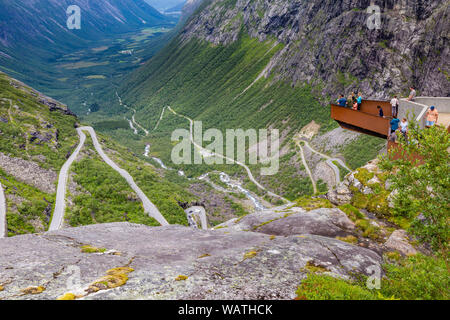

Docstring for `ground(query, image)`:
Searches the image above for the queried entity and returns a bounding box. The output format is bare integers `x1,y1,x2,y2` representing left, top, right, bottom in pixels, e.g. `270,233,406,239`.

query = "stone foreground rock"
216,207,356,238
0,219,383,300
384,230,418,257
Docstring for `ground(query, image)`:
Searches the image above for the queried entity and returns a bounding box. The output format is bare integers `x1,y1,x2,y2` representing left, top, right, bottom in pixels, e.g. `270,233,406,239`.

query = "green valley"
0,0,448,303
0,0,179,115
0,71,261,236
101,33,384,201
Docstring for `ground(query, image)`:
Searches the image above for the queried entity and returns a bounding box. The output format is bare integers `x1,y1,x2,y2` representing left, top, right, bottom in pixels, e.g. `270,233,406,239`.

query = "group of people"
335,87,440,144
389,117,409,143
336,92,363,110
373,100,409,143
389,105,438,143
389,107,439,145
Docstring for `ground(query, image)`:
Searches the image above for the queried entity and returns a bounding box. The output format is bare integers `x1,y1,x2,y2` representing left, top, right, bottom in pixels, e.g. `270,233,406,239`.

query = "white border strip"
0,182,6,238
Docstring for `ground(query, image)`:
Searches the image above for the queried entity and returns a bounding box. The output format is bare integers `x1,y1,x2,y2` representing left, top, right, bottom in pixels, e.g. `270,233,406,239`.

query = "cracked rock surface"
0,215,382,300
217,207,356,238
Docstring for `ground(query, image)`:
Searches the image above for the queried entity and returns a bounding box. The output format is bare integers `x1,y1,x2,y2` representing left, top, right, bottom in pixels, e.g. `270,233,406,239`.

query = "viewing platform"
331,100,392,139
331,97,450,161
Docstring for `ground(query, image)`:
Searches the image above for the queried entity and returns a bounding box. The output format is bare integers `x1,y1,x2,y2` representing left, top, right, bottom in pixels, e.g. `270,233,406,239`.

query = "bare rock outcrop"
384,230,418,256
0,221,383,300
217,206,356,238
327,160,384,206
327,183,354,206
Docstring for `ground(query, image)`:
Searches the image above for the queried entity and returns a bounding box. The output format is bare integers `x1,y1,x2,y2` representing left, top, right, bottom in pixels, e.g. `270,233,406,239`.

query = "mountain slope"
117,34,342,200
179,0,449,97
0,72,193,236
0,71,261,236
0,0,178,112
117,0,444,199
121,0,449,105
0,0,171,51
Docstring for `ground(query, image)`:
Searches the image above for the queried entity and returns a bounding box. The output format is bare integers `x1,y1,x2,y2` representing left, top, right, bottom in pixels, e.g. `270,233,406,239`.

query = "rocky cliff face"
180,0,449,98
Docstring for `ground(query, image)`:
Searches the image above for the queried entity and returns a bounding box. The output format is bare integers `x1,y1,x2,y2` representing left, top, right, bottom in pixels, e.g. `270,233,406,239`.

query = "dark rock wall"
181,0,449,98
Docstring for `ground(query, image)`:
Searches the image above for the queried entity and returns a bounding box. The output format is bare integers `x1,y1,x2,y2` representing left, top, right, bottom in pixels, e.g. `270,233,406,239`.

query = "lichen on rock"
0,222,385,300
87,267,134,293
21,286,45,295
56,293,77,300
80,245,107,253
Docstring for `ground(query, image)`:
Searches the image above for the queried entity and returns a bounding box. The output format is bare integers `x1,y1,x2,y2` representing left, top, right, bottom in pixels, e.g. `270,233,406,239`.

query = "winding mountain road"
167,106,290,204
114,96,289,204
48,128,87,231
295,140,318,194
293,134,352,192
49,126,168,231
0,182,6,238
301,140,351,185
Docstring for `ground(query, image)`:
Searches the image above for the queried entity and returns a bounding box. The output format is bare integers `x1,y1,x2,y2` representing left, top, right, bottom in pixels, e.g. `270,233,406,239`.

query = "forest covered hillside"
0,72,209,236
0,0,178,113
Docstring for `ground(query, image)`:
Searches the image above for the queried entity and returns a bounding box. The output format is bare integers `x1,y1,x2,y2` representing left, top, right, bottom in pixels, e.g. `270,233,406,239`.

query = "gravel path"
296,141,318,194
0,182,6,238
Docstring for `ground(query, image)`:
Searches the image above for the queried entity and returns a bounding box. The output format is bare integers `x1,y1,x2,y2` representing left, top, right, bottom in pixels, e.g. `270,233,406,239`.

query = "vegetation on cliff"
298,122,449,300
380,122,449,255
296,254,449,300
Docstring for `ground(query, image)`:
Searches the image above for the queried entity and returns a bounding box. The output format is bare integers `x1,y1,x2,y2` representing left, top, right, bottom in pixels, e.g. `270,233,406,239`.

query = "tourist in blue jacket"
390,117,400,134
336,95,347,107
